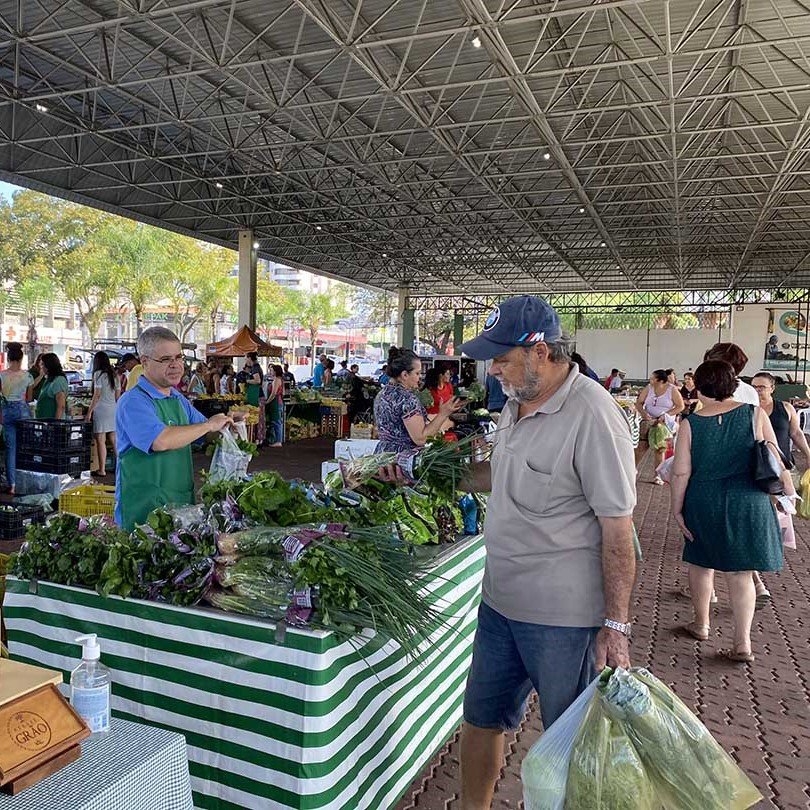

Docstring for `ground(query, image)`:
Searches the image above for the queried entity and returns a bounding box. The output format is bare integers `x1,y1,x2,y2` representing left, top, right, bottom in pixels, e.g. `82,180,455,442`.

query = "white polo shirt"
482,365,637,627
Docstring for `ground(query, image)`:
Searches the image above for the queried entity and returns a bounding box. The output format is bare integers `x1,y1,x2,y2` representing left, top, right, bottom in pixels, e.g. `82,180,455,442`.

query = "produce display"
11,431,485,649
205,432,259,458
286,417,320,441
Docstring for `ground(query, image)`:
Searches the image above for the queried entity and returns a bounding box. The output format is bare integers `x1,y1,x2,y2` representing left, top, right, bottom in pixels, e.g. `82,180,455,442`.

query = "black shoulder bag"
751,406,785,494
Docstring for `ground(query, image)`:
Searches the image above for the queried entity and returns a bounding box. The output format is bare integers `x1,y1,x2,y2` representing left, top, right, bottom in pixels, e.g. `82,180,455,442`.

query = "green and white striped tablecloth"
4,536,485,810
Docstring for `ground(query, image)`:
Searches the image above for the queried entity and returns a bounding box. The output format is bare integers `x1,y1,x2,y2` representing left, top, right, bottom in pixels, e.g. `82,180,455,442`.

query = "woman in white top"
636,368,685,484
86,351,121,479
219,364,236,396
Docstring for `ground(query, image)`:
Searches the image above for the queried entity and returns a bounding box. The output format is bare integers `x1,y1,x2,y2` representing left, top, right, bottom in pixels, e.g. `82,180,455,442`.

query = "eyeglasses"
146,354,184,366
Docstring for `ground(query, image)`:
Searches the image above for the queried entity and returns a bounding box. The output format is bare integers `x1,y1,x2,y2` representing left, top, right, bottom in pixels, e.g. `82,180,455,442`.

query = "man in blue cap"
457,295,637,808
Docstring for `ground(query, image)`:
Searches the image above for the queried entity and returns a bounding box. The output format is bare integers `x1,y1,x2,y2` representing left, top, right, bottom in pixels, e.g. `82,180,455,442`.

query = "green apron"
118,394,195,531
245,382,261,407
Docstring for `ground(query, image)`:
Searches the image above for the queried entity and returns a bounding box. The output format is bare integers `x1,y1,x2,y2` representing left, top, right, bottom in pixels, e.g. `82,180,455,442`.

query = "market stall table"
4,537,485,810
0,717,192,810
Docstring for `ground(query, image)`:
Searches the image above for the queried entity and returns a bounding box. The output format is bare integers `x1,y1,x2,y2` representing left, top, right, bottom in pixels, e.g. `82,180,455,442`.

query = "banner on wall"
764,308,810,372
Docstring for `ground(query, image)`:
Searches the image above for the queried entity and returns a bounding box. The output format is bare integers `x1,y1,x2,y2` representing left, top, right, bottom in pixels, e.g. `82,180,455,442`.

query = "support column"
238,230,257,331
453,311,464,353
396,286,412,348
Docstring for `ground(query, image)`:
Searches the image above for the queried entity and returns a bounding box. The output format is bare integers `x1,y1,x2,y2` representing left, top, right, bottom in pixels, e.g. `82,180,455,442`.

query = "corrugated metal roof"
2,0,810,295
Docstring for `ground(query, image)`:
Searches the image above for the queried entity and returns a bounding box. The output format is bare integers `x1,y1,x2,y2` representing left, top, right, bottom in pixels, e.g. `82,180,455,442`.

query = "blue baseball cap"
459,296,562,360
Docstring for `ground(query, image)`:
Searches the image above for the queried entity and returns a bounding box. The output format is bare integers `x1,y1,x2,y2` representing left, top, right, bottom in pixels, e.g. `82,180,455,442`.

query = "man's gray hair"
137,326,181,359
524,332,574,363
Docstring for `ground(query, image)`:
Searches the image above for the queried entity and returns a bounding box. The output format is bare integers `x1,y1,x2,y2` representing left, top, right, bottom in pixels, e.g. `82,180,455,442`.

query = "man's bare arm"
595,515,636,670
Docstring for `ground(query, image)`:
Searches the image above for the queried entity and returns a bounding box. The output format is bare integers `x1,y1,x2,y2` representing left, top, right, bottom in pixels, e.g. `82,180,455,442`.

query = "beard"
501,365,543,403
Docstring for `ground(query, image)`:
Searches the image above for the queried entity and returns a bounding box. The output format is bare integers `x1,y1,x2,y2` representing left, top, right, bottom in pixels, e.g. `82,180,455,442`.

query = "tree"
105,221,169,335
52,209,124,344
289,290,349,370
16,275,56,363
255,279,294,337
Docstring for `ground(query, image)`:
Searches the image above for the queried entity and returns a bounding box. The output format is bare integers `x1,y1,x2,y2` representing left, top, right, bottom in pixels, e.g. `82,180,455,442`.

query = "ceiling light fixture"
316,225,322,231
35,103,48,113
471,35,482,48
543,152,551,160
253,241,259,249
382,252,388,257
579,207,585,213
215,182,223,189
600,241,606,247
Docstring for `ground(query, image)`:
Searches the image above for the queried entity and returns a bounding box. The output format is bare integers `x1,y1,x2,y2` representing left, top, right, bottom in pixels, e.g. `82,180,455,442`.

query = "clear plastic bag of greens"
601,668,761,810
521,677,599,810
208,424,251,484
565,692,655,810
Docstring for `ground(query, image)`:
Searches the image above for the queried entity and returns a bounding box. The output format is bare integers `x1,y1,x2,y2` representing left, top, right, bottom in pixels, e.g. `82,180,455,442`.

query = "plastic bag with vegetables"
208,423,252,484
564,696,654,810
646,421,671,451
600,668,761,810
521,678,599,810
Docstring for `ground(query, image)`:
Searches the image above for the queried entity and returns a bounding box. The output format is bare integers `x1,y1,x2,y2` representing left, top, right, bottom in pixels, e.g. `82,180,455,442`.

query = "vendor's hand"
439,396,463,418
674,512,694,541
207,413,234,432
378,464,406,485
595,626,630,671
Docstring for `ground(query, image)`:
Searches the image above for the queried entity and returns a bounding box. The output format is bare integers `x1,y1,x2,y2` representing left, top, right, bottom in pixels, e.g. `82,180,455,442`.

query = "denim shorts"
463,602,599,730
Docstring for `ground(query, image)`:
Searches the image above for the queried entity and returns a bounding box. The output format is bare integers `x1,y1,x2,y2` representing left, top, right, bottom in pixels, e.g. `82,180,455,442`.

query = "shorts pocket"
512,461,553,515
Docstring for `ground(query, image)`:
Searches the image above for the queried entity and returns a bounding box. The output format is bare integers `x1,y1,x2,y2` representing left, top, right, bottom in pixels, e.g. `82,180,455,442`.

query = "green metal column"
401,309,415,350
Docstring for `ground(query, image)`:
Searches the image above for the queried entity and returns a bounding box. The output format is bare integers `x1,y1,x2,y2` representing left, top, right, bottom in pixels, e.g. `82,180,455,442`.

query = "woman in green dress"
670,360,792,663
30,353,69,419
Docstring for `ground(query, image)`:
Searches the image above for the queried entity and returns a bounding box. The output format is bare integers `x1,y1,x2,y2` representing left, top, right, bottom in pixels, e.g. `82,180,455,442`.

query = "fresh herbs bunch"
13,515,126,588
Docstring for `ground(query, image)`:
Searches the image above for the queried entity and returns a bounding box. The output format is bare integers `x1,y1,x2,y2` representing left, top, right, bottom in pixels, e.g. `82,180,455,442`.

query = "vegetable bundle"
325,434,483,498
210,523,449,654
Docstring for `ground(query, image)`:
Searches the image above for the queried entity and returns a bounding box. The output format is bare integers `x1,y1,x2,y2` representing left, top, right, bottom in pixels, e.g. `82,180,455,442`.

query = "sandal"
683,622,710,641
755,590,771,610
718,648,755,663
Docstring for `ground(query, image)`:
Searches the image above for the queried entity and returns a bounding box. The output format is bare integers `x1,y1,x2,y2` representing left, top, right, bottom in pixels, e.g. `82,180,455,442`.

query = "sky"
0,181,21,200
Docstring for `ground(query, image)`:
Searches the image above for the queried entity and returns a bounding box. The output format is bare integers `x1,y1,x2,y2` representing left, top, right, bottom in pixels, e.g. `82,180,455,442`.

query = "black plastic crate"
193,399,231,419
18,419,91,453
0,504,46,540
17,446,92,476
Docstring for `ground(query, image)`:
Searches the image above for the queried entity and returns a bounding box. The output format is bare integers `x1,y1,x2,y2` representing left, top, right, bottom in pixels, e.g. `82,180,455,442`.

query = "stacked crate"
17,418,92,477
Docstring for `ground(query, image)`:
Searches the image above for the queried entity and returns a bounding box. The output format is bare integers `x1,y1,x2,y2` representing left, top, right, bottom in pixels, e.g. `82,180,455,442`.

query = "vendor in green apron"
115,327,238,530
242,352,263,407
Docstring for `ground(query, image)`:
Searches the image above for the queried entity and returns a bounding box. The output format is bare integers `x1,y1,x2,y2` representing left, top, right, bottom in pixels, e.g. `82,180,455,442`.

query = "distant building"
261,260,333,294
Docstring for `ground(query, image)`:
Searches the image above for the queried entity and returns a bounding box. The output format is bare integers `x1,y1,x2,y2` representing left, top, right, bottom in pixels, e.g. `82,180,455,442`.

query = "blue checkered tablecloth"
0,717,193,810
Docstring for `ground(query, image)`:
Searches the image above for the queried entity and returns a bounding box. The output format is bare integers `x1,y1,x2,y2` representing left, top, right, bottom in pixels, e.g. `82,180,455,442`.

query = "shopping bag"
647,422,671,451
797,470,810,519
521,677,599,810
565,693,655,810
208,423,251,484
601,668,762,810
777,509,797,549
655,456,674,483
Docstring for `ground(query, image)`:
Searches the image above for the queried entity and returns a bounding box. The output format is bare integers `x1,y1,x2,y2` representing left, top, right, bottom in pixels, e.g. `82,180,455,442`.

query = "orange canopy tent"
205,325,283,358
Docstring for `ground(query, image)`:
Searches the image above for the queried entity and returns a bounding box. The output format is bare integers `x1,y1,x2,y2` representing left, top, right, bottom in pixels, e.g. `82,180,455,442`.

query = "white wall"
576,327,728,380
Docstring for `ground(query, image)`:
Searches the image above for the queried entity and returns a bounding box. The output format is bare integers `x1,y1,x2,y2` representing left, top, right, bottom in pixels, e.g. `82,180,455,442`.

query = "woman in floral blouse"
374,348,461,453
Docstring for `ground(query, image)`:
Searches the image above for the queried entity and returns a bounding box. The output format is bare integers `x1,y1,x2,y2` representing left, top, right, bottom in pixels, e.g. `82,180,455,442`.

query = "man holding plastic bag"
456,297,637,810
115,327,242,530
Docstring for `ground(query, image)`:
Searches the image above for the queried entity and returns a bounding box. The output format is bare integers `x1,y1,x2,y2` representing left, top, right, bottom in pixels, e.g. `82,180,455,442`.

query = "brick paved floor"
396,451,810,810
